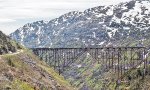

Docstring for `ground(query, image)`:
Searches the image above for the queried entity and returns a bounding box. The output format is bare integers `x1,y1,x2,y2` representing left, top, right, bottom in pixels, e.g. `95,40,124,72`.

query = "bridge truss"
31,47,148,80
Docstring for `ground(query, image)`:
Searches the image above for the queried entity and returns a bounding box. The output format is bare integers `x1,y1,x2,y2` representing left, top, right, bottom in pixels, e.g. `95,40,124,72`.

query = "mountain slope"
53,51,150,90
10,0,150,48
0,31,22,55
0,50,76,90
0,31,76,90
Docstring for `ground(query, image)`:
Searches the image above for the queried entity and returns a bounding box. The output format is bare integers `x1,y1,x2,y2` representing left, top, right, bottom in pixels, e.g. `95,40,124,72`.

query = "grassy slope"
107,67,150,90
62,54,106,90
0,50,76,90
60,52,150,90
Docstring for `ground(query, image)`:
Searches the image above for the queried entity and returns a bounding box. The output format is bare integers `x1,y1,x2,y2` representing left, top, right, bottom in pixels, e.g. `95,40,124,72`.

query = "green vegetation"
11,79,34,90
1,30,150,90
39,65,76,90
7,58,15,67
0,50,76,90
58,50,150,90
0,78,34,90
109,67,149,89
26,50,77,90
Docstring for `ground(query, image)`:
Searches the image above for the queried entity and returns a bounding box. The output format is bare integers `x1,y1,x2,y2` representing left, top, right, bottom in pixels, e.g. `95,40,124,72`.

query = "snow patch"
77,64,82,68
121,1,150,25
30,27,34,31
98,41,105,45
61,27,65,29
123,27,130,30
37,38,40,44
63,18,67,22
112,16,120,23
108,32,112,38
106,8,113,15
54,20,59,25
95,14,104,17
75,38,80,41
87,17,91,20
99,22,104,24
20,30,24,42
112,28,118,33
93,32,96,38
92,28,98,30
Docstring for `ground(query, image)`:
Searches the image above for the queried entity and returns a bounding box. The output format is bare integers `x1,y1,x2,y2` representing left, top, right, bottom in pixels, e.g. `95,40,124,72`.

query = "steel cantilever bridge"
31,47,148,80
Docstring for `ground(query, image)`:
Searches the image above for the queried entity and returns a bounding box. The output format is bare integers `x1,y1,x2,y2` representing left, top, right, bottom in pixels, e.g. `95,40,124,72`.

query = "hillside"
0,31,76,90
60,53,150,90
10,0,150,48
0,31,22,54
0,50,76,90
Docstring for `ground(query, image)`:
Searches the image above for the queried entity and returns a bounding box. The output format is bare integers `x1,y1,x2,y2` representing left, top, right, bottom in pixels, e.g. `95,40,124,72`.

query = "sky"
0,0,131,35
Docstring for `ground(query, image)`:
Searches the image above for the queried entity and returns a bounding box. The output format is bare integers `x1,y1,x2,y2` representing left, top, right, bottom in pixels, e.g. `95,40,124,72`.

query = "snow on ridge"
106,7,114,15
112,16,120,23
30,27,34,31
123,27,130,30
108,32,112,38
10,0,150,48
20,29,24,42
121,0,150,25
87,17,91,20
93,32,96,38
95,14,104,17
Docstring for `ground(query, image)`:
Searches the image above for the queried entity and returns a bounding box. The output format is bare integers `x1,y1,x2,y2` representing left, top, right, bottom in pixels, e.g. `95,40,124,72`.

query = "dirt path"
0,49,23,57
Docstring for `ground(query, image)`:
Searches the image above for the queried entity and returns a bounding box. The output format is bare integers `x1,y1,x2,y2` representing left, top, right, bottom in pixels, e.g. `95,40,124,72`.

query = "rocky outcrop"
0,31,21,55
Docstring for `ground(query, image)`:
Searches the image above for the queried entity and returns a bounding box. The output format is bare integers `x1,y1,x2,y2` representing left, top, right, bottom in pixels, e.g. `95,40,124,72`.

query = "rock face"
0,31,21,54
10,0,150,48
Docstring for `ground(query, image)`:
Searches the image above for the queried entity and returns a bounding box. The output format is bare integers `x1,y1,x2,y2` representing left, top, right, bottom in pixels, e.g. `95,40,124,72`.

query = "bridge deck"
31,47,145,50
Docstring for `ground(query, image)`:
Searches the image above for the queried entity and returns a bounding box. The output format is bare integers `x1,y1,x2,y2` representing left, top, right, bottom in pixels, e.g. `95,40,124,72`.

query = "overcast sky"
0,0,131,35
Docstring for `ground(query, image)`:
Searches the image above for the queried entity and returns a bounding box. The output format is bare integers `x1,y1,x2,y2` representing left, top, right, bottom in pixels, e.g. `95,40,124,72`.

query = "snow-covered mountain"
10,0,150,48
